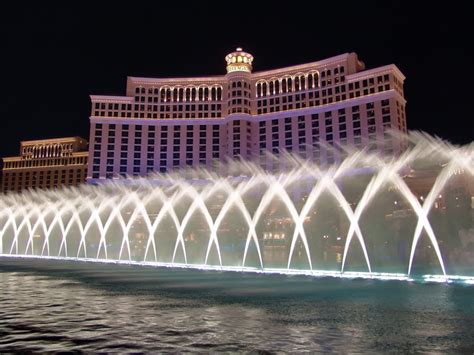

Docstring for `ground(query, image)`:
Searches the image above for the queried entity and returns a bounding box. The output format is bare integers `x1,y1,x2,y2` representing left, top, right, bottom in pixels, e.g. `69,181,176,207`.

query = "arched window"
313,73,319,88
185,88,191,101
160,88,166,101
198,87,204,101
299,75,306,90
237,81,242,88
307,74,313,89
282,79,287,93
275,80,280,94
191,88,197,101
269,81,274,95
256,83,262,97
211,87,216,101
141,87,145,94
217,87,222,100
173,88,178,102
204,87,209,101
135,87,140,94
288,77,293,92
262,82,267,96
295,76,300,91
178,88,184,101
154,88,159,95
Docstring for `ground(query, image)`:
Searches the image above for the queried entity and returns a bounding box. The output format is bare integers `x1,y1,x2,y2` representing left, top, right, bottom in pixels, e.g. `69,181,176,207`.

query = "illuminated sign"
227,64,251,73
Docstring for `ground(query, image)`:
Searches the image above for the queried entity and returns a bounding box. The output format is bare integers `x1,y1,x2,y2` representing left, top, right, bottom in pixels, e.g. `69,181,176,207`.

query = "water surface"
0,258,473,352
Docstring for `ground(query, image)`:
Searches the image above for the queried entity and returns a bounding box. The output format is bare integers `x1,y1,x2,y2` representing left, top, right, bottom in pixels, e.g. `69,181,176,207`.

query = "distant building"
1,137,88,193
88,49,407,182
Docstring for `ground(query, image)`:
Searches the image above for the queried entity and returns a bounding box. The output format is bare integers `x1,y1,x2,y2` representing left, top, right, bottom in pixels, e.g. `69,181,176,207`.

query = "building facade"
1,137,88,193
88,49,407,182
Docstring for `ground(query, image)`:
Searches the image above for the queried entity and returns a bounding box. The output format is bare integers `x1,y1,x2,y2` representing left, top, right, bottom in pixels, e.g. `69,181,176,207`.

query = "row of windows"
93,75,399,119
257,82,393,115
4,169,85,179
256,67,349,98
2,169,86,192
21,143,77,160
133,85,224,102
4,156,88,169
257,72,319,97
93,103,222,118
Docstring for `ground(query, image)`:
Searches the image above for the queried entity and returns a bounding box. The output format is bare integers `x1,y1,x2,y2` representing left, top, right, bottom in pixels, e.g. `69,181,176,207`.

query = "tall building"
1,137,88,193
88,49,407,182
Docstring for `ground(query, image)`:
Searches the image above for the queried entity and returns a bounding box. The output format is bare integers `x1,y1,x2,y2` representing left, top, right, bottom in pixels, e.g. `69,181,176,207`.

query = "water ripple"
1,261,474,352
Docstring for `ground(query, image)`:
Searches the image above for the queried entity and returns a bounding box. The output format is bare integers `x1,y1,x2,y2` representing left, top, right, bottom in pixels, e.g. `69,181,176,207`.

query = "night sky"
1,1,472,159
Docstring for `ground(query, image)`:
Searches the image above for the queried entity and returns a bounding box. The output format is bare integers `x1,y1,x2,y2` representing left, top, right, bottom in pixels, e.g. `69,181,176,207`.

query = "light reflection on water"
0,259,473,352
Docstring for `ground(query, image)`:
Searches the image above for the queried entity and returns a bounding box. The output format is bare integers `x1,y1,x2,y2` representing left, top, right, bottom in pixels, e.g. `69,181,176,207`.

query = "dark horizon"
1,1,472,158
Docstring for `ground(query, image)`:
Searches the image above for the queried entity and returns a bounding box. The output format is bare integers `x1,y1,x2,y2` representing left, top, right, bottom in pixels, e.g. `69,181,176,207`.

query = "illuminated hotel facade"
88,49,407,182
1,137,88,193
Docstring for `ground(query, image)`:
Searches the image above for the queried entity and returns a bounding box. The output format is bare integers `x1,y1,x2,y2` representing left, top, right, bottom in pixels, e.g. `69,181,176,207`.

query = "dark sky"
1,1,472,158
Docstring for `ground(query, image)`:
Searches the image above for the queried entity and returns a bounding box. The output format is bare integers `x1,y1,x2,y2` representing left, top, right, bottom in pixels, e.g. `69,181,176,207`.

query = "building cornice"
90,95,135,102
20,137,88,146
3,152,88,162
127,76,227,86
346,64,406,81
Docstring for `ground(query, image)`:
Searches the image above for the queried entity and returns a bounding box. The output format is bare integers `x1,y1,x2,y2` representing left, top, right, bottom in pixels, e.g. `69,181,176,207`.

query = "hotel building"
88,49,407,182
1,137,88,193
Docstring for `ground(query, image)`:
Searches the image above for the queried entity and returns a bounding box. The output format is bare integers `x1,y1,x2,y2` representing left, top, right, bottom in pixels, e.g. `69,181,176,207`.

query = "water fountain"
1,133,473,283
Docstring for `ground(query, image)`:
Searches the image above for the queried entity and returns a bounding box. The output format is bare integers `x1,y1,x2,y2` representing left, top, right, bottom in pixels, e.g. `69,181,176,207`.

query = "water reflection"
1,261,474,352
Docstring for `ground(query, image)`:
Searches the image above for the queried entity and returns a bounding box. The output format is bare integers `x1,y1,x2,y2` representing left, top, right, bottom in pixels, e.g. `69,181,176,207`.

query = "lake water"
0,258,473,352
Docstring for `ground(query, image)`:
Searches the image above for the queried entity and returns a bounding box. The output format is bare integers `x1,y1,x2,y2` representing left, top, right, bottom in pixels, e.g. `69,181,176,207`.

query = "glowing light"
1,133,473,284
226,64,251,73
3,254,473,284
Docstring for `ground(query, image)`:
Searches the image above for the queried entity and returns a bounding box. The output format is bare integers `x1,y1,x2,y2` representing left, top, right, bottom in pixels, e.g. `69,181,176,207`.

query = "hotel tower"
88,49,407,182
